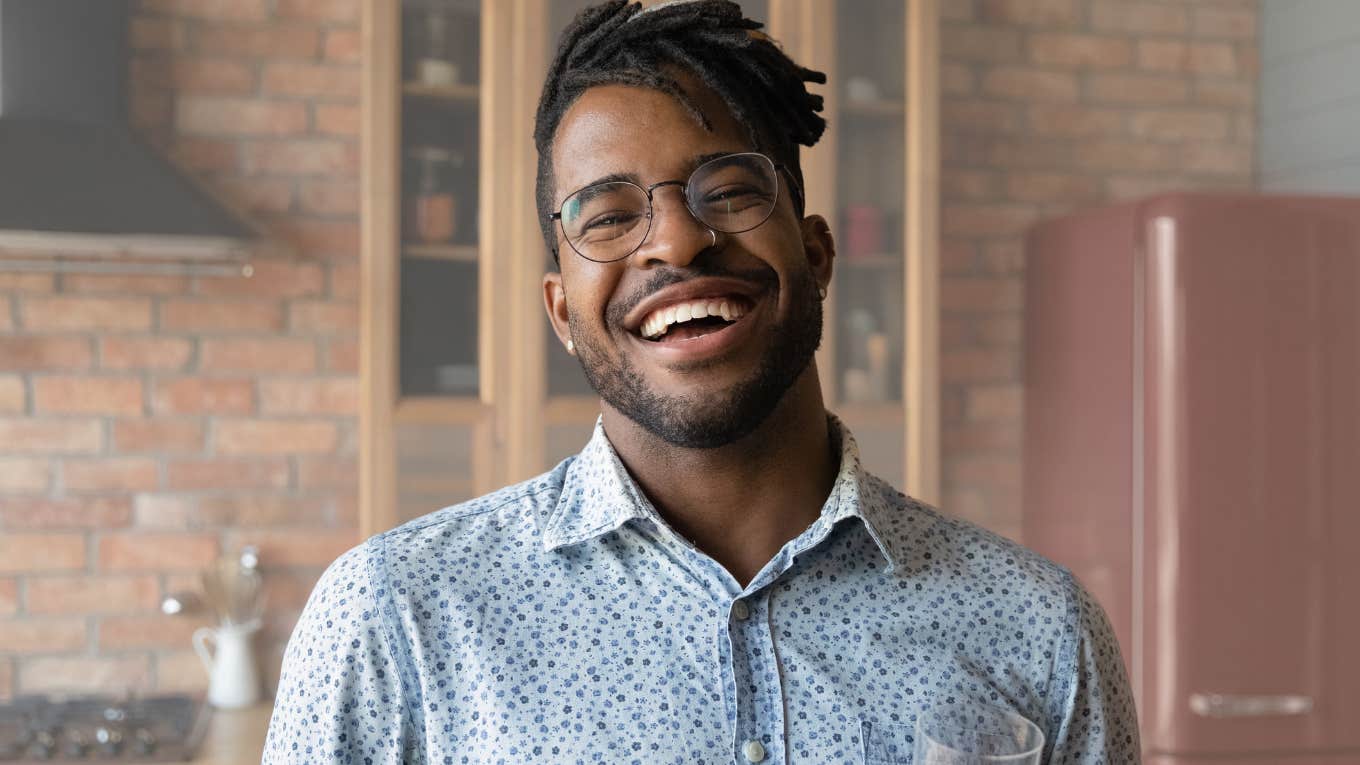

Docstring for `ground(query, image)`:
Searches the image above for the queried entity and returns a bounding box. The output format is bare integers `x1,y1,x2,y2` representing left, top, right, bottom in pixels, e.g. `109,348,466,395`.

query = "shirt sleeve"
262,541,419,764
1047,573,1141,764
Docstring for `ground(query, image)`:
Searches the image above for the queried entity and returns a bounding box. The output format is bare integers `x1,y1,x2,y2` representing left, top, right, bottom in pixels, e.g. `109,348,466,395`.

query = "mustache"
605,260,779,328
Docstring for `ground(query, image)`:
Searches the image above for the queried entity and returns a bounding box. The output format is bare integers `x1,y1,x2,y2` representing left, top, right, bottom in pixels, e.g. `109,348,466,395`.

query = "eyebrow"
567,151,742,199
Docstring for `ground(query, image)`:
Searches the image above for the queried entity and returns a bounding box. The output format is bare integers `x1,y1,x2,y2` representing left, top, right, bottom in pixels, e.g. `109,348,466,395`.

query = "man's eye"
583,211,640,230
703,186,768,205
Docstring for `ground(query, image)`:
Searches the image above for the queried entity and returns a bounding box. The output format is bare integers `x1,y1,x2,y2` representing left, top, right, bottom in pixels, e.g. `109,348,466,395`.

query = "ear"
799,214,835,293
543,271,574,352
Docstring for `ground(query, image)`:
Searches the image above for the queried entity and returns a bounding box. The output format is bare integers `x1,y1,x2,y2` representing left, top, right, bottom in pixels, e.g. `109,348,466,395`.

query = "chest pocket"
859,720,915,764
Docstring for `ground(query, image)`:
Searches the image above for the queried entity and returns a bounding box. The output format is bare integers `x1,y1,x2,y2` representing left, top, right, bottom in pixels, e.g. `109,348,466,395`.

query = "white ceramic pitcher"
193,620,261,709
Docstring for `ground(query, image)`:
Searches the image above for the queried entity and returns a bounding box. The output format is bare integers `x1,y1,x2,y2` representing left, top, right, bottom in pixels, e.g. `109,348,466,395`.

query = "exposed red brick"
231,527,356,567
299,180,359,216
63,459,161,493
33,376,143,416
21,297,152,331
277,0,359,22
113,419,205,453
943,203,1041,237
98,533,220,572
262,62,359,99
241,140,358,176
273,219,360,258
0,336,93,371
0,418,103,454
1192,7,1255,39
0,273,55,292
0,376,23,414
0,534,86,573
139,0,268,20
942,27,1022,63
1074,140,1179,172
166,458,290,490
99,616,204,650
0,580,15,617
259,378,358,415
200,338,317,373
196,260,325,298
159,298,285,333
948,454,1022,490
1004,171,1104,202
1027,33,1132,69
980,0,1079,26
313,103,360,136
0,498,132,529
0,619,87,654
214,419,339,455
167,137,238,172
62,273,188,295
1136,40,1237,76
195,25,322,58
0,457,49,493
1085,73,1190,104
940,63,976,96
944,100,1025,134
323,337,358,373
0,296,10,331
214,177,297,216
152,377,255,415
942,348,1020,383
19,656,151,695
323,29,360,61
100,336,193,371
1089,1,1188,35
176,97,308,136
199,495,331,526
288,300,358,334
1025,104,1126,138
982,68,1078,102
156,651,210,694
298,457,358,491
330,262,359,298
942,279,1024,313
132,56,255,95
1129,109,1230,142
944,420,1023,451
25,576,161,615
979,243,1025,276
965,384,1024,420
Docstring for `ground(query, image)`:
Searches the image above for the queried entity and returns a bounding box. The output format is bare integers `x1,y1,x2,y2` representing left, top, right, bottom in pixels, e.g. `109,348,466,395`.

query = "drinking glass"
912,701,1044,764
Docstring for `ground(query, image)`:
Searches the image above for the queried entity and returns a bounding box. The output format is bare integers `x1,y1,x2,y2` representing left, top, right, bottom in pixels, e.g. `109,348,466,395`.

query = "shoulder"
345,457,573,581
865,474,1081,619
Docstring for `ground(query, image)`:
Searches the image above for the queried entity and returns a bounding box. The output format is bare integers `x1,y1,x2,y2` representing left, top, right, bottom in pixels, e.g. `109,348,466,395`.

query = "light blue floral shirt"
264,415,1139,764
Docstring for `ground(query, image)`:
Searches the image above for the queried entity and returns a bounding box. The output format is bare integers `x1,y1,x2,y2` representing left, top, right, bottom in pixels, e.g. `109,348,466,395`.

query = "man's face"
543,76,832,449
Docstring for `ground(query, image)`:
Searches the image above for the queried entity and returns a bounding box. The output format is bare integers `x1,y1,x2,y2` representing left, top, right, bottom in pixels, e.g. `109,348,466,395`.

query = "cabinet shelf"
403,243,477,261
402,81,480,103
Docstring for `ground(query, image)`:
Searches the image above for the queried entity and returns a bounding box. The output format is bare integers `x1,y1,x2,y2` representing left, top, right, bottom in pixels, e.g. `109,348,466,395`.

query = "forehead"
550,78,752,201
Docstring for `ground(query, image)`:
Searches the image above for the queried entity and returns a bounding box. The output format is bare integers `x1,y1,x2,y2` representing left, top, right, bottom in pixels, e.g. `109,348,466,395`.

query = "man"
264,2,1139,762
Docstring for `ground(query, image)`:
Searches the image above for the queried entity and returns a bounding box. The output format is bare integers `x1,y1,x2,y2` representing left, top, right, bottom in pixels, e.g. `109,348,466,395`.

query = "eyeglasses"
548,152,802,263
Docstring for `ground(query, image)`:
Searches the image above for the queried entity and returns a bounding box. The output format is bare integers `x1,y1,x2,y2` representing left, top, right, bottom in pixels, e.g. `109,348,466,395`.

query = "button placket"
728,593,786,764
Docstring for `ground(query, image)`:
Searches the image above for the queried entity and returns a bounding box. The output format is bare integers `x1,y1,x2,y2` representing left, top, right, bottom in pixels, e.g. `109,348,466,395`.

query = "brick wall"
0,0,361,698
938,0,1258,539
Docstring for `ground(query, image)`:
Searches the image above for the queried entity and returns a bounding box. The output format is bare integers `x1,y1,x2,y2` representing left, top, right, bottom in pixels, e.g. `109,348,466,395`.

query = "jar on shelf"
417,9,459,87
406,147,464,244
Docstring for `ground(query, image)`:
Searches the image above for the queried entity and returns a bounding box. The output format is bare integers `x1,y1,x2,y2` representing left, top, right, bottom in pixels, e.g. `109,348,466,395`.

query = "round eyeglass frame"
547,151,804,264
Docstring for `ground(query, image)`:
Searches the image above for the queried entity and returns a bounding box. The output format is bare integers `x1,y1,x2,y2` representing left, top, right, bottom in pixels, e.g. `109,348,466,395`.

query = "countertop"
191,702,272,765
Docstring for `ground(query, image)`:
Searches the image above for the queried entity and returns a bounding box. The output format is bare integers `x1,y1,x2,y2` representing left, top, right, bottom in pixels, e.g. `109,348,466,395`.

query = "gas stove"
0,695,210,762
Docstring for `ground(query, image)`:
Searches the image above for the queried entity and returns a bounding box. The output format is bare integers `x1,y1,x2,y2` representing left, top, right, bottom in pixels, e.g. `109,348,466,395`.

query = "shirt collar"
539,413,911,575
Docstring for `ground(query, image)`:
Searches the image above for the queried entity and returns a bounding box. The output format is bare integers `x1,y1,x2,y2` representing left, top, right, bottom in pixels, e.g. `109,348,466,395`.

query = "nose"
633,184,714,269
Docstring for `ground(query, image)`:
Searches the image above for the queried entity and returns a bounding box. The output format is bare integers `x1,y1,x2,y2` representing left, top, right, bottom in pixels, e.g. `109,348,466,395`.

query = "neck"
599,366,838,587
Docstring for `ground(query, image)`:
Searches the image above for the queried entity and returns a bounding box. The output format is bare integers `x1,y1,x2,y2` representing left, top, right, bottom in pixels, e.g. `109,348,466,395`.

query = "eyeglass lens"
558,153,779,263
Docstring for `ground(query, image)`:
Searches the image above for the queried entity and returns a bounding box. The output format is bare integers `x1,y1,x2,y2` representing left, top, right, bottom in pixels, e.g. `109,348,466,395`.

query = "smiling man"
264,2,1139,763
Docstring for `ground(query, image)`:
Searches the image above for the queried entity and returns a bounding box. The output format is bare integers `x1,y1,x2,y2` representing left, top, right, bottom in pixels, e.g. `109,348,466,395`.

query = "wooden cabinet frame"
361,0,939,537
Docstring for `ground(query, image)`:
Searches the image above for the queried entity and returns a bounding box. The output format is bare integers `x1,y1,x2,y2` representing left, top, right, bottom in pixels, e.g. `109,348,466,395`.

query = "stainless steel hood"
0,0,255,275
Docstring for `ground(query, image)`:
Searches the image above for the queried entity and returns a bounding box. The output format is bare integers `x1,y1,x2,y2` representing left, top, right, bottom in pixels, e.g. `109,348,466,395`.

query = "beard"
569,260,823,449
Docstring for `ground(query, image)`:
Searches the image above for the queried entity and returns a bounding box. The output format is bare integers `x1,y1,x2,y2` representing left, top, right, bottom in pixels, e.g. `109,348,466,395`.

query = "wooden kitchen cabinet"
360,0,940,537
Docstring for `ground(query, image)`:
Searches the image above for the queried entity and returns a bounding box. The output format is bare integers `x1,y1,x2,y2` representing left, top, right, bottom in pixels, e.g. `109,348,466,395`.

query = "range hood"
0,0,255,275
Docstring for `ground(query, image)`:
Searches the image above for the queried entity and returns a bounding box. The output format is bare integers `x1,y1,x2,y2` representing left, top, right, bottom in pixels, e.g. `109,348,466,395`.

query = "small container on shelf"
405,146,464,244
844,204,884,260
417,9,459,87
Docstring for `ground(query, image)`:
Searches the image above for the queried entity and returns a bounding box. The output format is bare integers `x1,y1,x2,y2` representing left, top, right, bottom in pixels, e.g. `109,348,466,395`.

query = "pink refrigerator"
1022,193,1360,764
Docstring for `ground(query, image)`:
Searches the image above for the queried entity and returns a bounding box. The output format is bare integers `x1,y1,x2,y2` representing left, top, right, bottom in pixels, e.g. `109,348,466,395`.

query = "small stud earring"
566,339,575,354
818,286,828,300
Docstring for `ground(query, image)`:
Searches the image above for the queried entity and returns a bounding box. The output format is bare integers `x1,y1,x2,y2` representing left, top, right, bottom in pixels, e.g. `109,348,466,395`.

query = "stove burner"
0,695,209,762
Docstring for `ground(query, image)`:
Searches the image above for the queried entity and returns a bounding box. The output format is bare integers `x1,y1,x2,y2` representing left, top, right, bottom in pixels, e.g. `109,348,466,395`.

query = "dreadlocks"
534,0,827,262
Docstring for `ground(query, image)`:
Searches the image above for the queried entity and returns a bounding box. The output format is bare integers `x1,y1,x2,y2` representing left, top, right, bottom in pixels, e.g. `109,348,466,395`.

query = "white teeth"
640,297,747,339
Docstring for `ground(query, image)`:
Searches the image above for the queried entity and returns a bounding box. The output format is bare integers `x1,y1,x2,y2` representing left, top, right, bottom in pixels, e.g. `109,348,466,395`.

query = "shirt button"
742,739,766,762
732,599,751,621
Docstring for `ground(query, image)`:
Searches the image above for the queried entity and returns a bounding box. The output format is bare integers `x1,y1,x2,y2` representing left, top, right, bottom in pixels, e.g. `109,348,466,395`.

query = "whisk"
200,547,264,627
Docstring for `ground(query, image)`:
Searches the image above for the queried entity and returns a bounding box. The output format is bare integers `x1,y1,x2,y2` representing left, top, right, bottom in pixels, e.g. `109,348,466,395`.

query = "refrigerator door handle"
1189,693,1314,718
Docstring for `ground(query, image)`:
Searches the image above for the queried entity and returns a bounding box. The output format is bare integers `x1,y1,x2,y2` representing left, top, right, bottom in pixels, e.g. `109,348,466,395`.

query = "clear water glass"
913,701,1045,764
